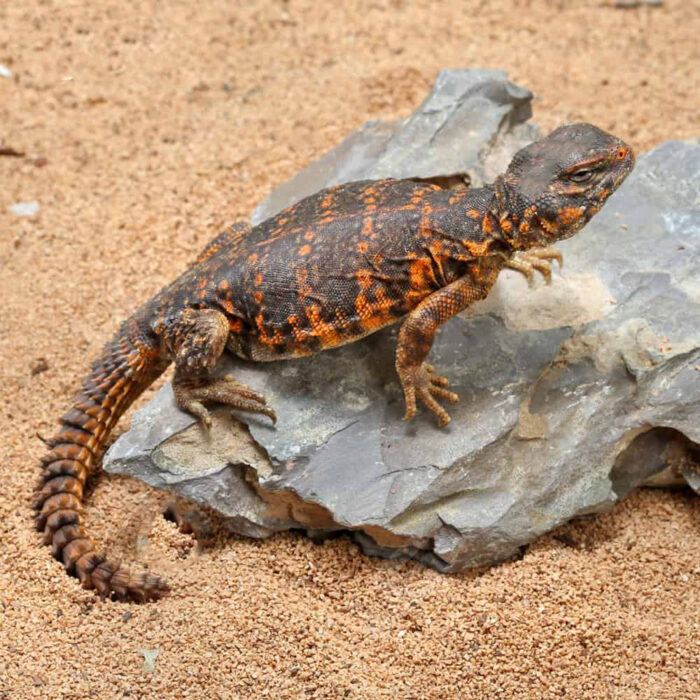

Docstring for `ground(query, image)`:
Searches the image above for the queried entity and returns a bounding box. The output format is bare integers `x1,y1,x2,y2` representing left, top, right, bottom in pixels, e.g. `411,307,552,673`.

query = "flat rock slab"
105,71,699,571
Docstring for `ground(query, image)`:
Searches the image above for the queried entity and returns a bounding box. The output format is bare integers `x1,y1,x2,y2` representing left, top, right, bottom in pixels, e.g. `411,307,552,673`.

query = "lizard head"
495,123,635,249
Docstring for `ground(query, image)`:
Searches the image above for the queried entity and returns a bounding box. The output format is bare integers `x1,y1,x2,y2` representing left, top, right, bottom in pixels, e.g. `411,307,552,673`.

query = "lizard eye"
568,168,595,183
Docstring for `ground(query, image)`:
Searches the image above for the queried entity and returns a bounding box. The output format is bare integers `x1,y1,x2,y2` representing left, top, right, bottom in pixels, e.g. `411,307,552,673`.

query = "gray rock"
105,93,699,572
616,0,662,7
251,69,537,225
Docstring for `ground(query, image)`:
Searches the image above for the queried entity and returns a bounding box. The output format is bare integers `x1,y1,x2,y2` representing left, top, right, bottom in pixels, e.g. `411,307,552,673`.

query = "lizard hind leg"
165,308,276,426
163,497,216,545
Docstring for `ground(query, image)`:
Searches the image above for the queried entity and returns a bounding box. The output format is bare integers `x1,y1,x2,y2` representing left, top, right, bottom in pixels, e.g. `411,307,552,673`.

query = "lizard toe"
399,362,457,426
429,385,459,403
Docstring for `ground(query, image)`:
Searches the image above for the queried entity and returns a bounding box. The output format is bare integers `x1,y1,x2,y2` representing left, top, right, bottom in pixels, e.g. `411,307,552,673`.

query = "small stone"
9,201,40,217
30,358,49,376
616,0,662,7
0,64,11,79
138,649,159,673
0,146,24,157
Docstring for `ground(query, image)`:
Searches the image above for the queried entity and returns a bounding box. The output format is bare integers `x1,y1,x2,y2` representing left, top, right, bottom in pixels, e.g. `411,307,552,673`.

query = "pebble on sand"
9,201,40,217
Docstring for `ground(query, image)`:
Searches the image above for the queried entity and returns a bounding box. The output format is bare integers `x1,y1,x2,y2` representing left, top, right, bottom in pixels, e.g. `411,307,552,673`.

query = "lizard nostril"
617,147,628,160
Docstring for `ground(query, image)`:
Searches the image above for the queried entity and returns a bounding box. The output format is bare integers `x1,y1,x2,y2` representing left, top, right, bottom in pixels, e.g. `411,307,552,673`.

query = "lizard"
33,122,635,602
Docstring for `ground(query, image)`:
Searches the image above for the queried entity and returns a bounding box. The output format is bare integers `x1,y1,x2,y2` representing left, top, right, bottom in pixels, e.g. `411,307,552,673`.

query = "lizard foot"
398,362,459,427
503,247,563,286
164,498,216,545
173,373,277,427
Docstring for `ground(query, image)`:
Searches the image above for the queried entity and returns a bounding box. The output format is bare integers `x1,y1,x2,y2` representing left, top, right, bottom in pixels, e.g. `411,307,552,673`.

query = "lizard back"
154,179,500,361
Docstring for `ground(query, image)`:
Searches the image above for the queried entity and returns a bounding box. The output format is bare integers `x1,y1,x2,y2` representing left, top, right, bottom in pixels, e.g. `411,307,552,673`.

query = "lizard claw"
503,247,564,286
173,373,277,426
183,400,212,429
398,362,458,427
164,499,216,545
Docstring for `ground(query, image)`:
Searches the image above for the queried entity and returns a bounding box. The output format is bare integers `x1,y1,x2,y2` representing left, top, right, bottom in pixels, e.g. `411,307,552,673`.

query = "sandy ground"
1,1,699,697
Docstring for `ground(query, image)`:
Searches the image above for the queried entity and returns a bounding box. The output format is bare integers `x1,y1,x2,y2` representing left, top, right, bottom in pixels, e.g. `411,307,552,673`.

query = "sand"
1,1,698,697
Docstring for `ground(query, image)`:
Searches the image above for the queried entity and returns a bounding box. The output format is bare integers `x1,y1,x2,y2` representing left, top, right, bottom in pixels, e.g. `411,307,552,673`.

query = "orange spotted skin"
33,123,634,602
152,179,503,361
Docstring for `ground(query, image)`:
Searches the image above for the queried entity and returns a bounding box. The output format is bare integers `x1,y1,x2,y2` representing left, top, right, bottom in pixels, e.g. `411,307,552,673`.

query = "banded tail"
33,314,170,601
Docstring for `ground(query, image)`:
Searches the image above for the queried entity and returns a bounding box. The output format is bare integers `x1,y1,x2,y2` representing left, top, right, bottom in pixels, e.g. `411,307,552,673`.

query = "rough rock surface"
105,78,699,571
251,69,538,225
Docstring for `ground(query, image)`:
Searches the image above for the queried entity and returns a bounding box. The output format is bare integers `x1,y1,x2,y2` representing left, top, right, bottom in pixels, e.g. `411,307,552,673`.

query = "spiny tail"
33,314,169,602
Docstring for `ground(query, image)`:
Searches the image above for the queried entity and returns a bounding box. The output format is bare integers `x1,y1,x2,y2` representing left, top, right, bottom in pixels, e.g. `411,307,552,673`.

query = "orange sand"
1,1,698,697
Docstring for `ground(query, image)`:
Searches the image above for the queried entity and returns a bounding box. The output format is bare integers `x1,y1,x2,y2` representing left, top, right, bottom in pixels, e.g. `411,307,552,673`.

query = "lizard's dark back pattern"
153,179,500,361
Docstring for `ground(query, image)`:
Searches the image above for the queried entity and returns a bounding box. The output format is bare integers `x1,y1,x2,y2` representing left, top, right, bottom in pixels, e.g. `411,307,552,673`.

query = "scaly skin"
34,123,635,601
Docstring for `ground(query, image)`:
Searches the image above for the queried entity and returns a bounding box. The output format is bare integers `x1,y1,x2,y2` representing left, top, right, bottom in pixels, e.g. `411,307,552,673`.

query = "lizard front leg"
502,247,563,285
160,308,276,426
396,274,495,427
